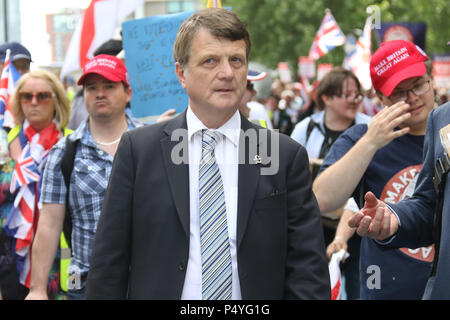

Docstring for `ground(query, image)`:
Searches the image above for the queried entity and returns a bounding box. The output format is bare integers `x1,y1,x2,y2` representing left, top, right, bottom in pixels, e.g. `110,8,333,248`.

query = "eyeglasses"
389,80,431,103
338,92,363,102
19,91,54,104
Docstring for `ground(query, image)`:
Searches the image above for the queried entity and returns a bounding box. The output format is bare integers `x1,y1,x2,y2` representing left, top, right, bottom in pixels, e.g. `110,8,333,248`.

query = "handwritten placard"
122,11,194,120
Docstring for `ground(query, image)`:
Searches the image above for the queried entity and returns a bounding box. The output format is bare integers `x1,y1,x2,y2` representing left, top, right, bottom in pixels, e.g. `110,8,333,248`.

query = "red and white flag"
345,17,373,90
60,0,145,79
329,249,349,300
309,10,346,60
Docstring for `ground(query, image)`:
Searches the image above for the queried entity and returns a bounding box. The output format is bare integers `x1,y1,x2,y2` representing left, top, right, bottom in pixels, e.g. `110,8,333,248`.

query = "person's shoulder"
126,113,184,140
290,113,317,142
355,111,372,124
343,122,368,138
430,102,450,120
247,100,265,111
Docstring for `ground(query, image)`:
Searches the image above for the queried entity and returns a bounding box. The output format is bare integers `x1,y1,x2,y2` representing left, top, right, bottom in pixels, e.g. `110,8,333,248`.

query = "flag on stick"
0,49,20,129
60,0,145,80
345,17,373,90
309,10,346,60
329,249,349,300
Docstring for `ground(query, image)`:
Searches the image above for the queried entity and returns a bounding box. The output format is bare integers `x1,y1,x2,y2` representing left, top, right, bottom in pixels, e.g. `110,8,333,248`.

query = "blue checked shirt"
40,114,142,274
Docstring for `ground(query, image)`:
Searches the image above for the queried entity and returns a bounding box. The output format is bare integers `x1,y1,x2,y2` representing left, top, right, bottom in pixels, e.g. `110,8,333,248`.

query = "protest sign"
298,56,315,79
433,54,450,90
122,11,194,121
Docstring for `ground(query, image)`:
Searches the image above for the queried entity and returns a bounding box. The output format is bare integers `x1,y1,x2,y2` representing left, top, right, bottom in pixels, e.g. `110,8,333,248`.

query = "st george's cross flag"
329,249,350,300
60,0,145,80
344,16,373,90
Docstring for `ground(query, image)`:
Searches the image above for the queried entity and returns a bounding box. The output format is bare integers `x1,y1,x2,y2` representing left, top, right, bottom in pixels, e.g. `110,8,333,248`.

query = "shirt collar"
186,106,241,147
69,113,142,144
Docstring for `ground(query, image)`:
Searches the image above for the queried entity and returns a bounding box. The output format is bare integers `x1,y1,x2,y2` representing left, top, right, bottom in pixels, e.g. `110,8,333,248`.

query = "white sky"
20,0,91,67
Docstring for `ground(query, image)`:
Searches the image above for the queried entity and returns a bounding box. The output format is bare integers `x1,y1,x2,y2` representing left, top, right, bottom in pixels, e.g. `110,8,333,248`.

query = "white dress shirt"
181,107,242,300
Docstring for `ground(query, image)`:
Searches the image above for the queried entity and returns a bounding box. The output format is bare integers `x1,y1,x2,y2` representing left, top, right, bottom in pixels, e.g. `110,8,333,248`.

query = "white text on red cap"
85,58,117,71
374,46,410,76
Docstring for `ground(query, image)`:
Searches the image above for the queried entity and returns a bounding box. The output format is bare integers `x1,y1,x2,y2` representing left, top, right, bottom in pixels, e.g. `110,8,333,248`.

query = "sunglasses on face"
19,91,54,104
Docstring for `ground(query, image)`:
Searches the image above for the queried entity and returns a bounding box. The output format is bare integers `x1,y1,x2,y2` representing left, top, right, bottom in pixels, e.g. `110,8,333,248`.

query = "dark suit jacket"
387,102,450,299
85,110,330,299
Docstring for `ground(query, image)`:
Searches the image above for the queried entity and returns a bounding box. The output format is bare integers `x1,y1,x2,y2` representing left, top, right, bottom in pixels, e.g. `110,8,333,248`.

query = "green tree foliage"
222,0,449,80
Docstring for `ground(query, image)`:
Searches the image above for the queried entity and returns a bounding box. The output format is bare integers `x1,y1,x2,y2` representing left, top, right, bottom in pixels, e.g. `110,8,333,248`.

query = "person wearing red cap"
347,58,450,299
25,54,141,300
313,40,436,299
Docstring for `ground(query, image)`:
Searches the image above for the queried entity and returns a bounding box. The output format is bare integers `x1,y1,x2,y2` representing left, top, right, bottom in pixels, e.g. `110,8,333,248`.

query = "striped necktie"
199,129,232,300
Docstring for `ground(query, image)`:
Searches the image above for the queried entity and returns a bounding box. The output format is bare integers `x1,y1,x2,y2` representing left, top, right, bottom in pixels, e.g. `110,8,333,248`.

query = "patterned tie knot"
202,129,222,153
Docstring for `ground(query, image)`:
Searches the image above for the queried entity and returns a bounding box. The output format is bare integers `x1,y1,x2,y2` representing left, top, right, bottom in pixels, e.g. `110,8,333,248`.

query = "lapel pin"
253,154,262,164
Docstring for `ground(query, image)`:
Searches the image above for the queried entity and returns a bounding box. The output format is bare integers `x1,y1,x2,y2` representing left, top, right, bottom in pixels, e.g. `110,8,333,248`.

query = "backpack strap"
60,136,78,249
305,118,324,145
305,119,326,181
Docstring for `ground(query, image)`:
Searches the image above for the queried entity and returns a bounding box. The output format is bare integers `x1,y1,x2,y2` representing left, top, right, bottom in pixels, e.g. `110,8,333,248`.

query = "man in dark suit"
85,8,330,300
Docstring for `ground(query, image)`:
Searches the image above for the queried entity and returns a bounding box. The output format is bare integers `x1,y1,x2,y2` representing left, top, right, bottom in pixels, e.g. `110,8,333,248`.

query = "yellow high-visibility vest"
59,129,73,293
249,119,268,128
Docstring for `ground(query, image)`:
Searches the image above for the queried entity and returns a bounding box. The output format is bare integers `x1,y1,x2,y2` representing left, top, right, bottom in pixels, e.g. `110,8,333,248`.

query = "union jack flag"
4,121,60,287
309,10,346,60
10,144,41,191
0,49,20,129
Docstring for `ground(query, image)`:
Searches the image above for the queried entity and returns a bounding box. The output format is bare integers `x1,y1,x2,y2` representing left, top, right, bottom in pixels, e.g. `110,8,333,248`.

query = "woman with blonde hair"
1,69,71,299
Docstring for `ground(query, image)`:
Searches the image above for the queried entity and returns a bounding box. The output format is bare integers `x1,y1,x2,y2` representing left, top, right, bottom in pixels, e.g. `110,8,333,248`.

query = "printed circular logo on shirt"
380,164,434,263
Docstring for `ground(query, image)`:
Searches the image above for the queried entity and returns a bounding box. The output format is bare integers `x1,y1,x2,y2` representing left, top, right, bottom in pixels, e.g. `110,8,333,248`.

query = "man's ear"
175,62,187,89
126,86,132,104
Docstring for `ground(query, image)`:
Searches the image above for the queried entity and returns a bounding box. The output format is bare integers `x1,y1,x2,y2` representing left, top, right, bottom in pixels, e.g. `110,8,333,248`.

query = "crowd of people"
0,7,450,300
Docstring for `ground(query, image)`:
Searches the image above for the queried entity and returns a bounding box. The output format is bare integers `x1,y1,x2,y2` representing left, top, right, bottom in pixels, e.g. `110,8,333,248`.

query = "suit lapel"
161,110,190,238
160,111,263,244
237,115,261,248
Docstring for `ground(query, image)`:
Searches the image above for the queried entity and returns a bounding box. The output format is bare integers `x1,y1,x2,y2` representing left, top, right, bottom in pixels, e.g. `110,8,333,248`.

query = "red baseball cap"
77,54,130,87
370,40,428,97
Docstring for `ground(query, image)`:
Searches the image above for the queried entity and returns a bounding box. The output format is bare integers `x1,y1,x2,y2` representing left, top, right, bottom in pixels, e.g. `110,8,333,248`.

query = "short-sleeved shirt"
320,124,433,299
40,114,142,274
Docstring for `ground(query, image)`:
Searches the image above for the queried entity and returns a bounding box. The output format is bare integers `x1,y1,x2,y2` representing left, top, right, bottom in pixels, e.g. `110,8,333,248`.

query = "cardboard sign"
278,62,292,83
317,63,333,81
298,56,315,79
121,11,194,121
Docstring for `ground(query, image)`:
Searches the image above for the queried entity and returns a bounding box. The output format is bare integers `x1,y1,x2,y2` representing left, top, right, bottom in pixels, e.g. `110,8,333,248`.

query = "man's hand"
348,192,399,241
363,101,411,150
156,108,176,123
